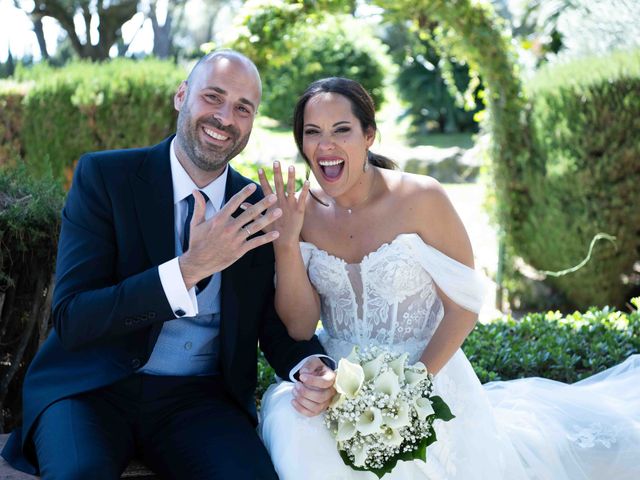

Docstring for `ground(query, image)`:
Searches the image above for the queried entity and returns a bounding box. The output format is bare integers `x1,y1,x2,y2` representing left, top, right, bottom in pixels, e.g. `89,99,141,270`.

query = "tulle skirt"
259,351,640,480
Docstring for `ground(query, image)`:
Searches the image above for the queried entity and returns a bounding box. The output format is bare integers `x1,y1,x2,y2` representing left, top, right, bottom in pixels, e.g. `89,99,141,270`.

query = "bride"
257,77,640,479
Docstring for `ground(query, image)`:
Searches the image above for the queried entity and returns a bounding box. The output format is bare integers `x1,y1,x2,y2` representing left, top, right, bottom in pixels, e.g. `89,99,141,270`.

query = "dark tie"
183,192,212,293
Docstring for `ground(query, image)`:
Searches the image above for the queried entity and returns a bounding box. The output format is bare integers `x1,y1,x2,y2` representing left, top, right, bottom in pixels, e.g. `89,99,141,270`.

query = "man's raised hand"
179,183,281,290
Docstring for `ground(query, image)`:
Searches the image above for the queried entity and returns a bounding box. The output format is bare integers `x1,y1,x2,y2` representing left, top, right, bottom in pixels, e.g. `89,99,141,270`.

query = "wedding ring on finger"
243,226,251,237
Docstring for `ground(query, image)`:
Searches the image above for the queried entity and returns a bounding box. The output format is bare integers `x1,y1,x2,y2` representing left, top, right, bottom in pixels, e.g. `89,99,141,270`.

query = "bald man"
1,50,335,480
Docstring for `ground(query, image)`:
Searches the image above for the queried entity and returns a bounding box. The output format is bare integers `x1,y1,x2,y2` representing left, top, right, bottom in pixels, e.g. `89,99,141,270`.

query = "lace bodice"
300,233,489,363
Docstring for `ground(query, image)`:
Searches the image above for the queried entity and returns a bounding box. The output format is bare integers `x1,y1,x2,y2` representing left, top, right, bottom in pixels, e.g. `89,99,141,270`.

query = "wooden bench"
0,434,157,479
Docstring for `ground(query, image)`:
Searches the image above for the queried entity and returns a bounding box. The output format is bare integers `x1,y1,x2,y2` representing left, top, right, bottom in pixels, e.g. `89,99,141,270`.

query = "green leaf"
430,395,455,421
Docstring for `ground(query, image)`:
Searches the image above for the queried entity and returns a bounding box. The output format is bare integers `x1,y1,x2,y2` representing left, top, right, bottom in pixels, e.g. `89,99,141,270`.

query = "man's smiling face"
174,55,261,173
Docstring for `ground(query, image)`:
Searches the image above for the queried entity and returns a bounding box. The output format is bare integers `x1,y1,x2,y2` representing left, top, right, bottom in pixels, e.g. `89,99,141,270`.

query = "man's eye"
206,94,220,102
238,105,250,114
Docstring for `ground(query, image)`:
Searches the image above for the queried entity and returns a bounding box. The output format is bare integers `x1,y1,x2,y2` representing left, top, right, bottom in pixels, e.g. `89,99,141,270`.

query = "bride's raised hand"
258,161,310,247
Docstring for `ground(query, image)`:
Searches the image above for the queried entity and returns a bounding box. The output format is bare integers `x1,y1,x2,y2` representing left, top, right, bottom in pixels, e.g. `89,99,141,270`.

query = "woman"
258,77,640,479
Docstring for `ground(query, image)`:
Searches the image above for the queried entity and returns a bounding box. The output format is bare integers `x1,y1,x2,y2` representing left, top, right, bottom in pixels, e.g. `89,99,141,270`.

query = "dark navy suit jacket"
1,136,324,474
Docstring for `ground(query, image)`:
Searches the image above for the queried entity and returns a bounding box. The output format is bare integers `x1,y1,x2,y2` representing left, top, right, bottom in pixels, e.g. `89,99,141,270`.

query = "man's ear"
174,81,188,112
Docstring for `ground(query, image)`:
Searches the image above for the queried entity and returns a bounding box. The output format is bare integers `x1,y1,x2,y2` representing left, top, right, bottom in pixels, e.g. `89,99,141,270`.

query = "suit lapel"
130,136,175,351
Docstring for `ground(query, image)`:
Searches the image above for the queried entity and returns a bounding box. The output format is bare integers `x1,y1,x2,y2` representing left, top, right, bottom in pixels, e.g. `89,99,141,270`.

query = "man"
1,50,335,479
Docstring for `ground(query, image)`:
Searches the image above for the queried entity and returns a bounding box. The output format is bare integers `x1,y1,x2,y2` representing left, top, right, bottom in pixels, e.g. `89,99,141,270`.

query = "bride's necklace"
333,169,378,215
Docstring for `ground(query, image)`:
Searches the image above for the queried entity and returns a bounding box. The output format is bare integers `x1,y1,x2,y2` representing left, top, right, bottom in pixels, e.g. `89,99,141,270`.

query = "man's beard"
176,107,250,172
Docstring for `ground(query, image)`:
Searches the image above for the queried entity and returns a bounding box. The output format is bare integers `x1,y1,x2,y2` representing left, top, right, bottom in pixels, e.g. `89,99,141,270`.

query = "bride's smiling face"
302,93,375,199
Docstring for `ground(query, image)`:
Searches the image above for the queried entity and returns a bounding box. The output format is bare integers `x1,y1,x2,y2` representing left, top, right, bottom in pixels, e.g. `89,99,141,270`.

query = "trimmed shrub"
0,166,65,432
462,300,640,384
0,81,28,167
15,59,185,185
513,50,640,308
228,2,388,124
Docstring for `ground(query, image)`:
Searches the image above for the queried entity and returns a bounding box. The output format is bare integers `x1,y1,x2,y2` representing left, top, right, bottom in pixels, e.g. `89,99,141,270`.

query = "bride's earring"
363,150,370,172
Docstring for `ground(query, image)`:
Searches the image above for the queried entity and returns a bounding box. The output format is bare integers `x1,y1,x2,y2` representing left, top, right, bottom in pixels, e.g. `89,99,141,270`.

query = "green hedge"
228,2,388,124
514,50,640,308
0,81,28,167
462,300,640,384
0,166,64,432
1,59,184,186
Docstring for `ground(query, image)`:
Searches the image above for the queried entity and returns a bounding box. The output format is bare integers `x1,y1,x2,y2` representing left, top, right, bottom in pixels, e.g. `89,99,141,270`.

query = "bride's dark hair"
292,77,397,172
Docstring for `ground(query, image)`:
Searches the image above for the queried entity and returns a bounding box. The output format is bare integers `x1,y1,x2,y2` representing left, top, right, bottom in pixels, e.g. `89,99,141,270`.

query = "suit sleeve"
52,154,174,350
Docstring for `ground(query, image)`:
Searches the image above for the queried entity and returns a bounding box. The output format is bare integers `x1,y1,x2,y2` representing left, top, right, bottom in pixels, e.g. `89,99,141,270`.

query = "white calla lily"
405,368,430,386
362,353,386,381
351,443,369,467
336,419,357,441
414,397,435,421
373,370,401,399
356,407,383,435
389,353,408,383
335,358,365,399
381,426,404,447
383,401,412,429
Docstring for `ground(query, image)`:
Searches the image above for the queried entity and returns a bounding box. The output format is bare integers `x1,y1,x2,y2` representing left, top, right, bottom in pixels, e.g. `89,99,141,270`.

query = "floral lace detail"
567,422,619,448
303,236,444,363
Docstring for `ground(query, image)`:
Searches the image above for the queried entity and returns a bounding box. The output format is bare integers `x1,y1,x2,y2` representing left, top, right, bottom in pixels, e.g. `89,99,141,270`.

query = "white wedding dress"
259,233,640,480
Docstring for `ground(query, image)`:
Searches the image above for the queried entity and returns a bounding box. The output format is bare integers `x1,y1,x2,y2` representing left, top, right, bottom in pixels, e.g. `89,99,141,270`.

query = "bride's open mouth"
317,158,345,182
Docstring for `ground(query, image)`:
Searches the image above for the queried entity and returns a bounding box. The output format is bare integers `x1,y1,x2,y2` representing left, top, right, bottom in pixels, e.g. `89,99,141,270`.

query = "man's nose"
214,102,233,125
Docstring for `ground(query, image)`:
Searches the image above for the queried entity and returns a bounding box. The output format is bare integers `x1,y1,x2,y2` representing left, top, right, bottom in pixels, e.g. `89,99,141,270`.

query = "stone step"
0,434,157,479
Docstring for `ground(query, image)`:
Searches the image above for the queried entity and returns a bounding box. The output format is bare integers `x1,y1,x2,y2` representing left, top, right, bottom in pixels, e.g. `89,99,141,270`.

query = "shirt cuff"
289,354,336,382
158,257,198,318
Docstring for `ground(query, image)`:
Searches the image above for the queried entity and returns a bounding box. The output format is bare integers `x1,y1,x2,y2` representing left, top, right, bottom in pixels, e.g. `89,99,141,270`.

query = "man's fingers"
221,183,257,215
258,168,274,196
243,207,282,234
233,194,278,230
241,230,280,253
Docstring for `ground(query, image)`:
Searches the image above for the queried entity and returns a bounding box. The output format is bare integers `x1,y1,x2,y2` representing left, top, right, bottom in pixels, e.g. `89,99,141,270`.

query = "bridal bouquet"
324,346,454,478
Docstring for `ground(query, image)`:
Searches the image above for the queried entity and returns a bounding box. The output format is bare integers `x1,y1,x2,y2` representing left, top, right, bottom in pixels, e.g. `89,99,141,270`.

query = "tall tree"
17,0,139,61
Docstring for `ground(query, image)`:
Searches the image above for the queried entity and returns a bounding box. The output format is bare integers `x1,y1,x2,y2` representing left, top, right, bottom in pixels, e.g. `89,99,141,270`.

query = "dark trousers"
31,374,278,480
